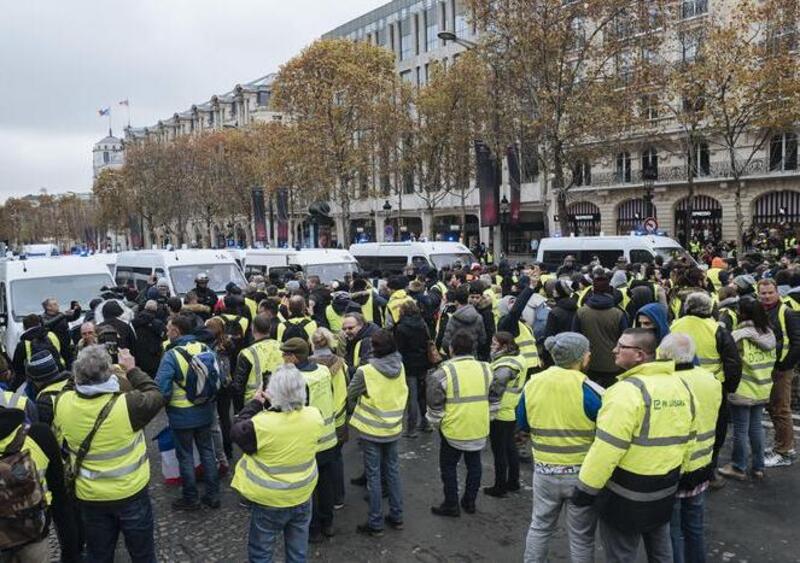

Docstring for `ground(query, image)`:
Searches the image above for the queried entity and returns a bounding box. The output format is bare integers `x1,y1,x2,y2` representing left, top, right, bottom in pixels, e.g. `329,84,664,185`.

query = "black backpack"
26,333,62,367
281,319,311,343
223,316,245,343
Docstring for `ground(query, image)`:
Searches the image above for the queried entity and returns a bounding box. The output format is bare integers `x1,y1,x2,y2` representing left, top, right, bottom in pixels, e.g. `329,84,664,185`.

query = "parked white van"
22,243,59,257
536,235,694,271
0,256,115,354
289,249,360,284
349,242,476,274
242,249,297,278
115,249,246,297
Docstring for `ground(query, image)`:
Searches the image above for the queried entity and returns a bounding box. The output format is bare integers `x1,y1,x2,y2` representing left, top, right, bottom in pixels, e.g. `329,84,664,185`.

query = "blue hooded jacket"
155,334,216,429
635,303,670,344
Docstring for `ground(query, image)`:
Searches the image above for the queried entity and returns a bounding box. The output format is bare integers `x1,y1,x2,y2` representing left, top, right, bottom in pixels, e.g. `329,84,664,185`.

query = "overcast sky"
0,0,382,200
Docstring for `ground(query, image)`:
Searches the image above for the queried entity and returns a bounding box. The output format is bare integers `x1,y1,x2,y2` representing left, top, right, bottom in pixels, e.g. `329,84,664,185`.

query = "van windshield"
11,274,112,321
304,263,359,284
430,253,475,269
170,264,246,296
654,247,694,264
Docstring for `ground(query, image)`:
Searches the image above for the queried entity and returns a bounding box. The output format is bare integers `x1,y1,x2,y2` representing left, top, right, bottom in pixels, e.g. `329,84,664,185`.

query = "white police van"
0,256,115,354
115,249,246,298
349,242,476,274
536,235,694,271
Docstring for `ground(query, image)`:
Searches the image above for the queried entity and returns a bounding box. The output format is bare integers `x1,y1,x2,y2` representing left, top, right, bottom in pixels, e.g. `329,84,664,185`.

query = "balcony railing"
588,158,776,188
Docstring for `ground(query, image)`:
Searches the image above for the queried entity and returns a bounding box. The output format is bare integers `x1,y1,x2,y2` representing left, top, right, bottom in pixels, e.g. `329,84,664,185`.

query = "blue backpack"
174,346,220,405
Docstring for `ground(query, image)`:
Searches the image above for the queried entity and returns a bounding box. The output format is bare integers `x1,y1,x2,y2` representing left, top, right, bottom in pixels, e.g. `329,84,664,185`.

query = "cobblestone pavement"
50,411,800,562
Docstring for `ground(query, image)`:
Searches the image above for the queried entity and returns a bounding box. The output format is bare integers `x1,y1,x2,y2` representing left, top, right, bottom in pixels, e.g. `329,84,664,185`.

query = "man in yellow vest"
670,292,742,476
281,337,338,543
350,278,386,326
155,314,221,511
230,364,325,562
657,333,722,561
758,278,800,467
54,345,163,562
342,312,380,374
518,332,602,561
347,329,408,536
384,276,415,330
574,328,696,561
12,314,64,386
426,331,491,517
232,315,282,411
24,350,70,426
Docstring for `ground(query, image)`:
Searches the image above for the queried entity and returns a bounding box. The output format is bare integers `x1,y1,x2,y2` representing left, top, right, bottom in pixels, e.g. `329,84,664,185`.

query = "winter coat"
97,316,137,357
131,311,165,376
544,296,578,339
634,303,670,344
394,313,431,377
573,293,628,374
442,304,487,355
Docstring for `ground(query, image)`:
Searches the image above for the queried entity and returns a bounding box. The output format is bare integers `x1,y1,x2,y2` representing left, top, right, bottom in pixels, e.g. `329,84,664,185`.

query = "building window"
572,160,591,186
770,133,798,171
103,151,110,164
640,94,659,121
424,63,430,84
455,0,468,37
257,91,270,106
681,33,701,62
400,70,413,84
616,152,632,183
209,111,215,126
689,142,711,177
426,7,438,51
400,18,412,60
642,148,659,180
416,66,423,86
681,0,707,19
521,142,539,183
230,102,237,119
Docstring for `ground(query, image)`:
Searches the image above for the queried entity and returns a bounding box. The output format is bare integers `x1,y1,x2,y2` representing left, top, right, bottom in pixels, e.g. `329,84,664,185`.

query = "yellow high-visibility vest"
440,358,491,446
349,363,408,440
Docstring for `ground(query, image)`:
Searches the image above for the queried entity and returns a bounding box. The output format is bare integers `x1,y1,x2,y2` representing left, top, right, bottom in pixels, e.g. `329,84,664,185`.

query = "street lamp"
437,31,478,48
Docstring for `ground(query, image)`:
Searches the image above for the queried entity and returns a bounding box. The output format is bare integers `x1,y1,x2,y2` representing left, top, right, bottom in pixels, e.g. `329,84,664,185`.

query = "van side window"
154,268,165,280
542,251,572,270
0,282,6,317
412,256,429,270
115,266,134,287
594,250,624,268
630,249,653,264
377,256,409,273
355,256,380,273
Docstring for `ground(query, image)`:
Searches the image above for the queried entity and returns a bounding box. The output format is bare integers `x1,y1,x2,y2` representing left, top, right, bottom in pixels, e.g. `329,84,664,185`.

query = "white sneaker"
764,452,794,468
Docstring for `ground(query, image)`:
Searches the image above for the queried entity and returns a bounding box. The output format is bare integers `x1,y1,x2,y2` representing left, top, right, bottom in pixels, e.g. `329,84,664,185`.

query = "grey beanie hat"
544,332,590,367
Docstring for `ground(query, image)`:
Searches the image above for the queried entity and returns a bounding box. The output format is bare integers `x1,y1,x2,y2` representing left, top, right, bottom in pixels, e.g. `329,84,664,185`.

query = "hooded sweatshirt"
729,322,777,406
573,293,628,374
441,304,487,355
634,303,670,345
346,351,404,443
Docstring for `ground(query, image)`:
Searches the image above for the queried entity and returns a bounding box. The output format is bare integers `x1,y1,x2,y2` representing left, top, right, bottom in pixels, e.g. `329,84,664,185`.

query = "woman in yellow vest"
719,297,776,481
230,364,325,563
484,332,525,498
347,329,408,536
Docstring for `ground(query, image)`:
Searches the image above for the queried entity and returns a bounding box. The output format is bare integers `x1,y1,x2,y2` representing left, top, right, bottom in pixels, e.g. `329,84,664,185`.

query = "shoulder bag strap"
73,394,120,478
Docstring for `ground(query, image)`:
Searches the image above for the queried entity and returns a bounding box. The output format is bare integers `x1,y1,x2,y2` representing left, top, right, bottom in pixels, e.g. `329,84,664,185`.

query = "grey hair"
657,333,696,365
73,344,113,385
267,364,307,411
311,327,337,351
684,292,713,317
144,299,158,312
343,312,365,326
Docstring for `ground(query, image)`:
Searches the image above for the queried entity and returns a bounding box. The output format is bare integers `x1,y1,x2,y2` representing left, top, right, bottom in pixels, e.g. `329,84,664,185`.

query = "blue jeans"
248,500,312,563
81,490,156,563
670,492,706,563
362,439,403,529
730,404,765,472
173,425,219,503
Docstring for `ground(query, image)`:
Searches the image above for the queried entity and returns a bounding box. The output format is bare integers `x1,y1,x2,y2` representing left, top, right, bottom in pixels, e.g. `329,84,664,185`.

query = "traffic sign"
643,217,658,233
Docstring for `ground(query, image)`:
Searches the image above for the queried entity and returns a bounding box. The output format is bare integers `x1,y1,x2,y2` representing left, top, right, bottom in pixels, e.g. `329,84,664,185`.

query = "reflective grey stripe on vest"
72,433,145,462
531,428,596,439
690,443,714,461
0,384,27,409
251,348,263,390
79,452,148,480
595,429,630,450
747,362,776,371
694,429,716,442
443,362,490,404
624,376,694,448
351,411,402,430
740,373,773,385
249,456,315,476
697,358,720,366
531,440,591,454
606,480,677,502
241,458,318,490
357,401,405,419
318,431,337,446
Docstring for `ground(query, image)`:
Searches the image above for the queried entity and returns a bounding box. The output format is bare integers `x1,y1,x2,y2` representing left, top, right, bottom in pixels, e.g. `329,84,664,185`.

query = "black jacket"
12,326,63,389
131,311,165,376
97,317,137,357
345,322,380,375
0,409,80,561
475,296,496,362
545,296,578,339
394,313,431,377
193,286,219,310
42,310,79,366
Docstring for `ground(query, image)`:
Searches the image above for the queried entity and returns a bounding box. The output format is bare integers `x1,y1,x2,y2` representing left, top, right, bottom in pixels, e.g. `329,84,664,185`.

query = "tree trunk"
460,193,468,245
552,155,570,235
340,180,352,246
735,180,745,257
